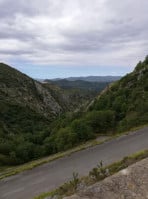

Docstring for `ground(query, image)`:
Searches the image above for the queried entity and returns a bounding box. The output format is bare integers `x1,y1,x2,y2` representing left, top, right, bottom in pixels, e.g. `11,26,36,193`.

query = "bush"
89,161,109,180
71,119,94,141
85,110,115,133
55,127,78,151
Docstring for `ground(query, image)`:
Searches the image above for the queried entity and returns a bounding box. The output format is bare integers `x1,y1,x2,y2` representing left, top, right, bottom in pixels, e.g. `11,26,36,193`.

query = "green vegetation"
34,149,148,199
89,160,109,181
42,56,147,162
0,56,148,166
0,63,106,166
0,135,109,179
0,101,51,165
91,57,148,131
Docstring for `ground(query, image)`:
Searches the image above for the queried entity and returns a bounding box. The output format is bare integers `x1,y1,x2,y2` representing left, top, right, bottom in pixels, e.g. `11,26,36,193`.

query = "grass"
0,124,147,180
34,149,148,199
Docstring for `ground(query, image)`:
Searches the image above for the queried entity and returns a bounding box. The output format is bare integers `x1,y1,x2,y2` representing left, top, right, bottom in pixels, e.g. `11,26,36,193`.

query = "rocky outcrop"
0,63,99,119
64,158,148,199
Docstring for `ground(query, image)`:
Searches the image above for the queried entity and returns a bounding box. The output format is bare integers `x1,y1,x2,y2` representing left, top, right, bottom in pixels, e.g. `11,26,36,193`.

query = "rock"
64,158,148,199
45,195,59,199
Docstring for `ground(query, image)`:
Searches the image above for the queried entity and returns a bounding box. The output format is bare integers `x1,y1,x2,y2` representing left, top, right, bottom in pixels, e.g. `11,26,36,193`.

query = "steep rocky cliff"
0,63,68,119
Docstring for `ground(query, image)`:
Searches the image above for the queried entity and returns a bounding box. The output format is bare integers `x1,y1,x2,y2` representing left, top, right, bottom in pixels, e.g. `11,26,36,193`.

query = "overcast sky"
0,0,148,78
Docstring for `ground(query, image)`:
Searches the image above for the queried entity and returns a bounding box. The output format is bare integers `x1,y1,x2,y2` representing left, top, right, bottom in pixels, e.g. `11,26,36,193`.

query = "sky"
0,0,148,78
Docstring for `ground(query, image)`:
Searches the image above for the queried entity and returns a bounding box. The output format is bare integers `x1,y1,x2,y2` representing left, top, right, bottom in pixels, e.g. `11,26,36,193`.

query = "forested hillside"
45,57,148,153
91,56,148,131
0,63,108,165
0,57,147,166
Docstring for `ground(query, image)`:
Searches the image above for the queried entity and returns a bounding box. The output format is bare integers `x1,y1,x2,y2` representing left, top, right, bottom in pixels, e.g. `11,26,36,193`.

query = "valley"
0,63,116,166
0,1,148,199
0,57,148,199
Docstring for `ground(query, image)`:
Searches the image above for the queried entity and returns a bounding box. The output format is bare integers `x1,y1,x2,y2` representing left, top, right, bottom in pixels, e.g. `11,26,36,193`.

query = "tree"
55,127,77,151
71,119,94,141
85,110,115,133
144,55,148,64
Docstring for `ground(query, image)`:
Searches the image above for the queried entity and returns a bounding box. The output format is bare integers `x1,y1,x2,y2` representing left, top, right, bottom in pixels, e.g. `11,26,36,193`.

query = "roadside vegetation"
34,149,148,199
0,124,147,179
0,136,108,180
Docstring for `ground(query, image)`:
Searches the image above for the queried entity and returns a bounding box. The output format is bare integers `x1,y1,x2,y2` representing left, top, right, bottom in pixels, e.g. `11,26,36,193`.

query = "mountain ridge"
44,79,110,94
48,75,121,82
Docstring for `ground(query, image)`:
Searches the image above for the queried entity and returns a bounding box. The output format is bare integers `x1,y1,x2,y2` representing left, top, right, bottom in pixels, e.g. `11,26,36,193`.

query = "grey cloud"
0,0,36,18
0,0,66,19
0,28,35,40
0,49,34,55
0,0,148,66
59,23,146,53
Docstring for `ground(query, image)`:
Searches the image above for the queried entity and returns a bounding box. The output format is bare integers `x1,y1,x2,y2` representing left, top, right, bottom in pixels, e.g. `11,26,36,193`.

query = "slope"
91,56,148,131
46,57,148,154
0,63,96,165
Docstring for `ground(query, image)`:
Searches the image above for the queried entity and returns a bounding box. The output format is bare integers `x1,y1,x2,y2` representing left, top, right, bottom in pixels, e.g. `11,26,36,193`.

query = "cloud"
0,0,148,69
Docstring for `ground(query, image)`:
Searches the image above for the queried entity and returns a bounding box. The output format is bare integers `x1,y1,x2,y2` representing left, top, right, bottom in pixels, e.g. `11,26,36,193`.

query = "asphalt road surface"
0,127,148,199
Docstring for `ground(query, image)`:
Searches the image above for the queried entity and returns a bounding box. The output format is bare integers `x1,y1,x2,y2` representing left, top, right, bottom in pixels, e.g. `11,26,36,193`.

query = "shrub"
89,161,109,180
71,119,94,141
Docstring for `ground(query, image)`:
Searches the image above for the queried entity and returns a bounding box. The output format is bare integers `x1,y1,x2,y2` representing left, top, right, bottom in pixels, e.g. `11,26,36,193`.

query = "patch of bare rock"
64,158,148,199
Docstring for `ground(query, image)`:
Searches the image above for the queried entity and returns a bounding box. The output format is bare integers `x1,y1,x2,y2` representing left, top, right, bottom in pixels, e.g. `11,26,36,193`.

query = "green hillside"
46,57,148,153
91,57,148,131
0,63,108,165
0,58,147,166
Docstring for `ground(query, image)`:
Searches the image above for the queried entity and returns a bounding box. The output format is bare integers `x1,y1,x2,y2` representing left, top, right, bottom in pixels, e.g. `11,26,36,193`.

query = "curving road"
0,127,148,199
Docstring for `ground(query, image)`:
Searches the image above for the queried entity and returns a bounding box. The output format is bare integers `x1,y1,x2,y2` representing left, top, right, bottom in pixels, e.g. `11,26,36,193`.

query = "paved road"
0,127,148,199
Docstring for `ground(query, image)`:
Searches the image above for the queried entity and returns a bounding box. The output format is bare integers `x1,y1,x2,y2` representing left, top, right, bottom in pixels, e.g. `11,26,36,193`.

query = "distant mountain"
45,79,110,93
50,76,121,82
